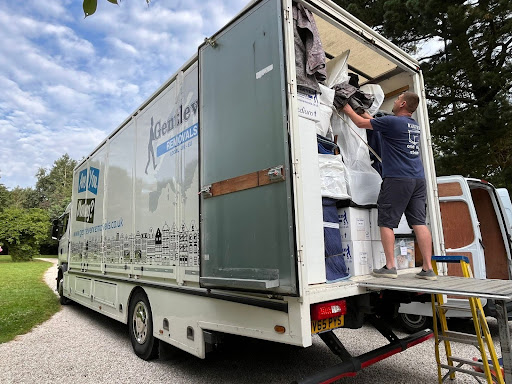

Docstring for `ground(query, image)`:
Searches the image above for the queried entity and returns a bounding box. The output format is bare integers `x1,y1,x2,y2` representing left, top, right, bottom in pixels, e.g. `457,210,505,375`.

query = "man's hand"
341,103,373,130
343,104,354,114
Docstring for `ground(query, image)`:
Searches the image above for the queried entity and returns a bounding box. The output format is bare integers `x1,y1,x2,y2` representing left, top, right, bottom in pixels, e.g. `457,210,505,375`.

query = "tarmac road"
0,259,504,383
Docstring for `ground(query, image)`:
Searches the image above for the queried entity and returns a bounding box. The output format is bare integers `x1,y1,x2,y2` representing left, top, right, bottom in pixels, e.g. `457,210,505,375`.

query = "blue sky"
0,0,248,190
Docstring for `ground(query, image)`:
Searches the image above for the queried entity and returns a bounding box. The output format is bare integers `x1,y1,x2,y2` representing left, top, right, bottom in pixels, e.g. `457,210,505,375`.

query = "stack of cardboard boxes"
337,207,373,276
338,207,415,276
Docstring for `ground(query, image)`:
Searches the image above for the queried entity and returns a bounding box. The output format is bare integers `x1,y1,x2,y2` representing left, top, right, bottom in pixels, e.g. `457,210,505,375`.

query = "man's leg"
412,224,433,271
380,226,396,269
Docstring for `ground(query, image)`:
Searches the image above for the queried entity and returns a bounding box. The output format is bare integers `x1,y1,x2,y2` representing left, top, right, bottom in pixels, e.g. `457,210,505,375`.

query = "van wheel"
397,313,431,333
128,291,159,360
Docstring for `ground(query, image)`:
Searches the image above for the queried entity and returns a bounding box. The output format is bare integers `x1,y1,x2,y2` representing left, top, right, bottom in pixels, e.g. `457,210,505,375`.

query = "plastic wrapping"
325,50,350,88
315,84,335,138
331,110,382,206
360,84,385,116
318,154,350,200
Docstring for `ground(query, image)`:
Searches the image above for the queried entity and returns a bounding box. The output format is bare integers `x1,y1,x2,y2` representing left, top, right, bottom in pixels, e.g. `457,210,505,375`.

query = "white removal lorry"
51,0,512,382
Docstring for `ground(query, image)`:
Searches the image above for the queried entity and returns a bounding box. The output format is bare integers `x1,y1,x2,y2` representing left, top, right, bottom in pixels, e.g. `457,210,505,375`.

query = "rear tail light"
311,300,347,321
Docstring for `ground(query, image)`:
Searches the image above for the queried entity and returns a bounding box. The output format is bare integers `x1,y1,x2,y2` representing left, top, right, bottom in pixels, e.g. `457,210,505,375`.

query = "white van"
398,176,512,332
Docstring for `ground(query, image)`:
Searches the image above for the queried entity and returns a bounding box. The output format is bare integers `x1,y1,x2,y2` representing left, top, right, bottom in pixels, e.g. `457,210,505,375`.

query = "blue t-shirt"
370,115,424,178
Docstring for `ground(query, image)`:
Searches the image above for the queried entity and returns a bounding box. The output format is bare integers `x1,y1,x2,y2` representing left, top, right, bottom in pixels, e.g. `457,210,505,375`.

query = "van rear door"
437,176,486,279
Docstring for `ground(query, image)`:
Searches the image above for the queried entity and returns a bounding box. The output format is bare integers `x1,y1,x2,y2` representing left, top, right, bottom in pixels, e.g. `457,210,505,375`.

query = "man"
342,91,436,280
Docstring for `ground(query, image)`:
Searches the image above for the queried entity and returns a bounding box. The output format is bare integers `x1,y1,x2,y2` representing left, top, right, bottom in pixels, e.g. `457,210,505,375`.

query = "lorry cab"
51,203,71,293
398,176,512,331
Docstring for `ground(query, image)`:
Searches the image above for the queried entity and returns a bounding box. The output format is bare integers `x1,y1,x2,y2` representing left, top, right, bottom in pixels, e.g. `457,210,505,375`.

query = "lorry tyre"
129,290,159,360
58,278,71,305
397,313,431,333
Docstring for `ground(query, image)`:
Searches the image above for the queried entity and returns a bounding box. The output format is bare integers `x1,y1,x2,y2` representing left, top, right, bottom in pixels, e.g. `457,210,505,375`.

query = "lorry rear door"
198,0,297,295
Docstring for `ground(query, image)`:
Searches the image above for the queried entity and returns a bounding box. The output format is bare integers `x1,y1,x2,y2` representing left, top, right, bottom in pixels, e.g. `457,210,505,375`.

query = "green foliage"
35,154,77,220
0,182,10,212
0,258,60,343
333,0,512,193
0,208,51,262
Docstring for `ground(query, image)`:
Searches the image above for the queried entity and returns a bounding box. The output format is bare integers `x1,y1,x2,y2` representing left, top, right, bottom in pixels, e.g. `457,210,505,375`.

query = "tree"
0,180,10,212
9,187,39,209
82,0,150,17
0,208,50,262
35,154,77,220
333,0,512,192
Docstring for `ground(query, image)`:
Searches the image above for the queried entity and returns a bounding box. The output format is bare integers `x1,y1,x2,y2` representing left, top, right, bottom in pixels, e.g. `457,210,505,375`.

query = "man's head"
392,91,419,115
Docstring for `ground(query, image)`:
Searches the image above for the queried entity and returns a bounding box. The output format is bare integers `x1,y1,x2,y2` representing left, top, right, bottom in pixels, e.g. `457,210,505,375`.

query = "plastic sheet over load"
326,51,384,206
331,104,382,206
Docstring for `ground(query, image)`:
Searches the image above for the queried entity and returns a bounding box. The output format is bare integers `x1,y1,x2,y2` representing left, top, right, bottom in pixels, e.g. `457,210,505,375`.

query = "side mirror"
51,220,61,240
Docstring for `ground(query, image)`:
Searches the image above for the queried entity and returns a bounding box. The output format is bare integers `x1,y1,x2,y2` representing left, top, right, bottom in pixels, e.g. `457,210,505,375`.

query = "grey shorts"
377,177,427,228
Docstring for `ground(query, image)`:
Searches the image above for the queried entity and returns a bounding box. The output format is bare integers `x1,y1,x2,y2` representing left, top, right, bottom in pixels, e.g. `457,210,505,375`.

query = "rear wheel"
397,313,431,333
128,290,159,360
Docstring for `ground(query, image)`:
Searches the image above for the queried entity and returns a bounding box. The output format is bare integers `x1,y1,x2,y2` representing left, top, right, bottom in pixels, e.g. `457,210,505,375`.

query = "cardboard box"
341,240,373,276
369,208,380,241
372,241,386,269
370,210,413,240
394,238,415,269
338,207,371,241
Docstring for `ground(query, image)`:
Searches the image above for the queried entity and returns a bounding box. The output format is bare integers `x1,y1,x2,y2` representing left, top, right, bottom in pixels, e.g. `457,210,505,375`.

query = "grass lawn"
0,255,60,343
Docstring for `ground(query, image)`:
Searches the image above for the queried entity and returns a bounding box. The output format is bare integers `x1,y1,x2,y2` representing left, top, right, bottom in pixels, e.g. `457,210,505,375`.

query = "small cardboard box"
394,238,415,269
342,240,373,276
338,207,371,241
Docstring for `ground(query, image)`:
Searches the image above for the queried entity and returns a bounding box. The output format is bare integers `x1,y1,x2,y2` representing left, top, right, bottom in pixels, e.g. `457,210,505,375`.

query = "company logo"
88,167,100,195
156,124,198,157
145,99,198,174
76,198,95,223
77,167,100,194
78,169,88,193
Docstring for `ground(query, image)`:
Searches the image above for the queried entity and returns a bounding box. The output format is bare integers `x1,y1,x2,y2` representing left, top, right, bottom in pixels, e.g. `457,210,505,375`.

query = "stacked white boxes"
338,207,373,275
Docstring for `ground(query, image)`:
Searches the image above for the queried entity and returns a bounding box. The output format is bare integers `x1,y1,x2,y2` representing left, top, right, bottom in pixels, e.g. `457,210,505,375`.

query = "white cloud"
0,0,249,189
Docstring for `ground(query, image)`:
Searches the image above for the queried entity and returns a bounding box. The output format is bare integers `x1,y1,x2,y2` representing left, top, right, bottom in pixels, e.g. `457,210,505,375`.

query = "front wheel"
397,313,431,333
128,290,159,360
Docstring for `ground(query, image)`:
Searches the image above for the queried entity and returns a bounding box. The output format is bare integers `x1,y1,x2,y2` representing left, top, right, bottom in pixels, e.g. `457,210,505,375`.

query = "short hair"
402,91,419,113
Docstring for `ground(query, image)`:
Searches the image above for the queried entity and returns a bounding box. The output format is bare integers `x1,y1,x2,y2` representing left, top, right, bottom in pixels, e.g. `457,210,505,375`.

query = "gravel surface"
0,259,509,383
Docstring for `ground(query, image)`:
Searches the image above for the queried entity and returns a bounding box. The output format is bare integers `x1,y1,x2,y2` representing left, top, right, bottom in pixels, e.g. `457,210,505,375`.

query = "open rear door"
198,0,297,295
437,176,485,279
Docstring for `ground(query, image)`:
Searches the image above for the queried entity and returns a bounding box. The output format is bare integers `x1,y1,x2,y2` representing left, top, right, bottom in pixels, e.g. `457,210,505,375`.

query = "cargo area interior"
301,3,423,282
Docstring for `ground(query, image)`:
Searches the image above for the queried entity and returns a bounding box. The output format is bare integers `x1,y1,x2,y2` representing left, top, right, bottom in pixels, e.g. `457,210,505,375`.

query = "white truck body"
54,0,452,379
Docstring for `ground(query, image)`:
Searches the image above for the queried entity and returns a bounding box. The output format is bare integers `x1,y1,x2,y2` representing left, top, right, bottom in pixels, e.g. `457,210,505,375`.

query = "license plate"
311,315,344,334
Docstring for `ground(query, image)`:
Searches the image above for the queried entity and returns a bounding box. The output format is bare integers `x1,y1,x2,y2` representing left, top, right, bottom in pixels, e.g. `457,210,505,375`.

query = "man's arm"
342,104,373,130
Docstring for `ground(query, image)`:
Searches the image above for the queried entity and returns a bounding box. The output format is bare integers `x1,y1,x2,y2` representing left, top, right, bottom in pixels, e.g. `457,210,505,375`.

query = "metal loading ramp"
358,273,512,382
358,273,512,301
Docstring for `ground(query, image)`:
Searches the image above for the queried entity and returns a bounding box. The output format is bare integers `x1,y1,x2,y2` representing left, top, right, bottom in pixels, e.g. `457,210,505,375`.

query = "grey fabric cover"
293,3,327,93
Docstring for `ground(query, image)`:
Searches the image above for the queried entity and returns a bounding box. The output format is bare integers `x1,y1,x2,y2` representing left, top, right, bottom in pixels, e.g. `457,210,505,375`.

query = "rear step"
293,321,433,384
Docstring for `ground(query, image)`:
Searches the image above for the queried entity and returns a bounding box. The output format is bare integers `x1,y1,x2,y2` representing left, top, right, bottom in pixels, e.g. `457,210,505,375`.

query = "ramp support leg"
495,300,512,383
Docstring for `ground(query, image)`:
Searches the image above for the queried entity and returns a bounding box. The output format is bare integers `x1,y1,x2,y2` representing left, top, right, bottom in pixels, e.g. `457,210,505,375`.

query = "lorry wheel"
58,278,71,305
128,290,159,360
397,313,431,333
